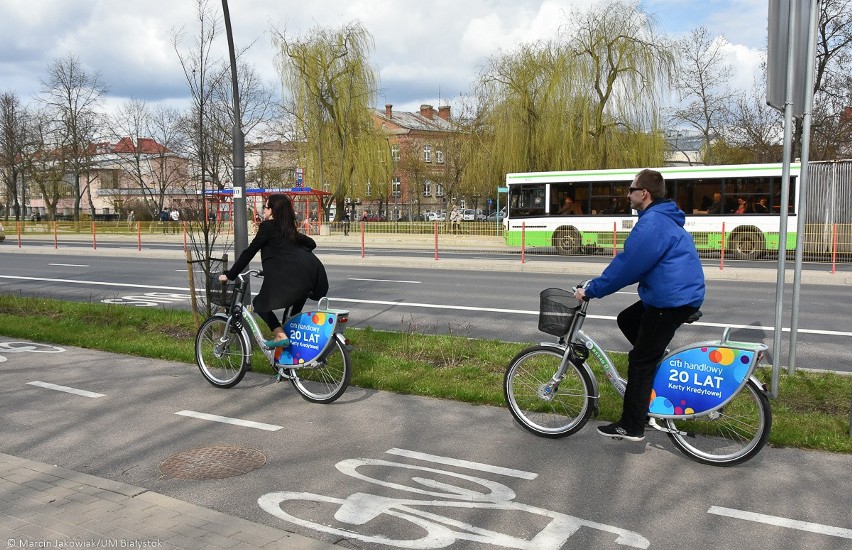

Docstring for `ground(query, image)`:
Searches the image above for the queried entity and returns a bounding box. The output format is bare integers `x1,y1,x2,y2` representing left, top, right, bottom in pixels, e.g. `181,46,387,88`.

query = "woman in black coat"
219,194,328,347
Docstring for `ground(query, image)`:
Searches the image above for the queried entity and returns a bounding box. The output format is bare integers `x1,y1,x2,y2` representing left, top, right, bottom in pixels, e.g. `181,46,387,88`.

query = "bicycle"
195,269,352,404
503,287,772,466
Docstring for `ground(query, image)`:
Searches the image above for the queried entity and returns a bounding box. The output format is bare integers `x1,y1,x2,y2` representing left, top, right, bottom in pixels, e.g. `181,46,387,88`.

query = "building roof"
110,137,170,154
373,104,455,134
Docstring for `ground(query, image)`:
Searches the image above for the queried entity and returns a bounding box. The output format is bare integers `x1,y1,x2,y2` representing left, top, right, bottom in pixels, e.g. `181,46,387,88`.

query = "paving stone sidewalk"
0,453,336,549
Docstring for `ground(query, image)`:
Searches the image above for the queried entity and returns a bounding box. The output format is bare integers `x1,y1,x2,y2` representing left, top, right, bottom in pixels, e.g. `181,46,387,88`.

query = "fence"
3,219,851,270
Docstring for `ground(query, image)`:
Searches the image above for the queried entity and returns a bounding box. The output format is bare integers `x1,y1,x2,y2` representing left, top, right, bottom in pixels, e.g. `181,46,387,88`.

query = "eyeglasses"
628,187,646,194
263,204,271,209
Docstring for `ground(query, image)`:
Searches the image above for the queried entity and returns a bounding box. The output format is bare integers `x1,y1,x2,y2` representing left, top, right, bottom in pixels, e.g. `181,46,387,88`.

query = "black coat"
225,221,328,312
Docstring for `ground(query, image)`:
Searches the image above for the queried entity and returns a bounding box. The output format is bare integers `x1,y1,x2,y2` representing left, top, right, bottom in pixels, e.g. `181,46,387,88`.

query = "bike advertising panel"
649,345,759,416
278,311,338,365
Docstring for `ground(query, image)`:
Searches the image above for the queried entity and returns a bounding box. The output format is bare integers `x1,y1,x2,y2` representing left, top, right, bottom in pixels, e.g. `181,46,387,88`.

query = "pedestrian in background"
450,205,461,234
160,209,169,233
170,207,180,234
342,211,351,236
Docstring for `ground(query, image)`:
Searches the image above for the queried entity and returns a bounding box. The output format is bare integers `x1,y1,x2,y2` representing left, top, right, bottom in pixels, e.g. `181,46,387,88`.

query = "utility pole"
221,0,248,260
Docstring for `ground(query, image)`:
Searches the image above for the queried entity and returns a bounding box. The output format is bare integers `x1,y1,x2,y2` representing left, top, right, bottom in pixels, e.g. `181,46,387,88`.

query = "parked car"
426,212,445,221
486,209,506,222
475,211,487,221
461,209,476,221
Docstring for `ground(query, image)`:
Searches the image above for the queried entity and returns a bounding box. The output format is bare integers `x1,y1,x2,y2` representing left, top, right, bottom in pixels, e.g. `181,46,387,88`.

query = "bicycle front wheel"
288,337,351,404
665,379,772,466
195,314,250,388
504,345,594,438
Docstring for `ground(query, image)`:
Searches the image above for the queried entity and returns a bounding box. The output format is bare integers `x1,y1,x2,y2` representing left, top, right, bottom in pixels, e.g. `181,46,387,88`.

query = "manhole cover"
159,446,266,480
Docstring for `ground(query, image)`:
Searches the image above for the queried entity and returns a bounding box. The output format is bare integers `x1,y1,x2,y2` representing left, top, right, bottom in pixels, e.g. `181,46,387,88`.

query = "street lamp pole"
221,0,248,259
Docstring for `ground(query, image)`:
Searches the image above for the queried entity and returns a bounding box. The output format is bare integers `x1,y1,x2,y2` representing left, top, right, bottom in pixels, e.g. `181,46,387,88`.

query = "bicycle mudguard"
277,309,348,366
648,341,767,418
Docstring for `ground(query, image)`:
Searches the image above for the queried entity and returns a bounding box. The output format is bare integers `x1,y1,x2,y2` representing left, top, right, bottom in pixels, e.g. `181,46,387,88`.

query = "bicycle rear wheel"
195,314,250,388
288,337,351,404
665,379,771,466
504,345,594,437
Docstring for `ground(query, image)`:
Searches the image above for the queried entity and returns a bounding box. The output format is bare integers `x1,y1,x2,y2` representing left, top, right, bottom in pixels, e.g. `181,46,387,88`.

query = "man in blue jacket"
574,169,705,441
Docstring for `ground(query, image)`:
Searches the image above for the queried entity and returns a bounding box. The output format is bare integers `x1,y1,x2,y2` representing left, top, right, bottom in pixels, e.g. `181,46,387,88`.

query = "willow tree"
473,1,671,176
475,41,573,176
274,23,389,220
568,1,673,168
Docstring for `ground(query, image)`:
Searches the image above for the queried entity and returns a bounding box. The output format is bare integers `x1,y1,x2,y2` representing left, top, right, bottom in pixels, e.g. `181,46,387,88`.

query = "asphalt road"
1,342,851,550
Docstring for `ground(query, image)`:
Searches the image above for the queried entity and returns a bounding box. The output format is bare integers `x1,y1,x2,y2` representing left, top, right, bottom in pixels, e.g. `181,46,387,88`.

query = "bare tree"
0,92,30,220
109,98,189,219
797,0,852,160
40,54,108,220
671,27,734,165
720,72,784,163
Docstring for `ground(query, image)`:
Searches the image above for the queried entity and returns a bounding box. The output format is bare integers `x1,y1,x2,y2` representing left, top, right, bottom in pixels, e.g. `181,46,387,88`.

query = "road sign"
767,0,814,117
497,187,508,193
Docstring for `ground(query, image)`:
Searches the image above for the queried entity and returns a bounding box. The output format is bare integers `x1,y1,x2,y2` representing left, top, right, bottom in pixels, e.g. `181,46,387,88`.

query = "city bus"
503,163,802,259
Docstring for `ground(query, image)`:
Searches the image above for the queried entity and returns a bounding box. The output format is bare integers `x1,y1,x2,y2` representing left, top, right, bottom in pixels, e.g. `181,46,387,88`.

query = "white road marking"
1,275,850,337
708,506,852,540
27,381,104,399
348,277,421,284
387,448,537,480
49,263,89,267
175,410,283,431
0,275,180,291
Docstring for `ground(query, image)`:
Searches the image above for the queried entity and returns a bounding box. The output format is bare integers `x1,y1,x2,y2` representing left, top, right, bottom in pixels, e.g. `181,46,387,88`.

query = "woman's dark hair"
266,194,298,242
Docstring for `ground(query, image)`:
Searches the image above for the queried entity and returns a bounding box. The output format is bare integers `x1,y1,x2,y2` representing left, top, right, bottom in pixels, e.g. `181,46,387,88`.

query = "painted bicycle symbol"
258,448,649,549
0,341,65,363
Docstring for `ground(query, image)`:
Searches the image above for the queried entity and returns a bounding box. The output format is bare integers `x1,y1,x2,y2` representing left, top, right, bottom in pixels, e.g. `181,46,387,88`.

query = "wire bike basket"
538,288,582,336
207,273,235,308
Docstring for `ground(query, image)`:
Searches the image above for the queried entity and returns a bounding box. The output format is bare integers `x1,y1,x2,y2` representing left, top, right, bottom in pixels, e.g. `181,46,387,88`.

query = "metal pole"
771,0,798,398
221,0,248,261
788,0,821,374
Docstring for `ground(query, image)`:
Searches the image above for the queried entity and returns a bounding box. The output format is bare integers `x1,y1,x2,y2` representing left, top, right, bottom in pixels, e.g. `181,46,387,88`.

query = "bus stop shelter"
206,187,332,235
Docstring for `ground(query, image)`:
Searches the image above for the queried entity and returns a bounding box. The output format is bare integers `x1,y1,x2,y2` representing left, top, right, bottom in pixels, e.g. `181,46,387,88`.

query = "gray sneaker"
597,422,645,442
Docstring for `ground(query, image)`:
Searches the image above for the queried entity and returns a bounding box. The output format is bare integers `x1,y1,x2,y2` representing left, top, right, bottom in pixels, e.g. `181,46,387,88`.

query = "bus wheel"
729,228,765,260
553,226,582,255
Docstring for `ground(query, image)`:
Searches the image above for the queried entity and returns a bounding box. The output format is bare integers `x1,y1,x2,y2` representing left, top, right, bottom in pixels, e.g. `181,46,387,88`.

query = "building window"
423,145,432,163
423,180,432,197
436,184,444,197
392,177,401,198
391,144,400,162
436,150,444,164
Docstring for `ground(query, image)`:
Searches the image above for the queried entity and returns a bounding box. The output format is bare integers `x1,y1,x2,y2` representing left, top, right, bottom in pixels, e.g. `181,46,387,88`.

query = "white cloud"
1,0,768,116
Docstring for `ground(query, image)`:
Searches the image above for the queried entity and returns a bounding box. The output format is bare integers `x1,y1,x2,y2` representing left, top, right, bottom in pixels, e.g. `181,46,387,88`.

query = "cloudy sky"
1,0,768,116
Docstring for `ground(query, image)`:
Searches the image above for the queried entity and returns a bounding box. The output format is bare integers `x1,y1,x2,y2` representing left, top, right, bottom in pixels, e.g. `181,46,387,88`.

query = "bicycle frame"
545,298,768,422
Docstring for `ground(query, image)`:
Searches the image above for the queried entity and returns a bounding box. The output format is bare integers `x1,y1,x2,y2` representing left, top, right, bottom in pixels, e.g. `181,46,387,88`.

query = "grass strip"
1,294,850,454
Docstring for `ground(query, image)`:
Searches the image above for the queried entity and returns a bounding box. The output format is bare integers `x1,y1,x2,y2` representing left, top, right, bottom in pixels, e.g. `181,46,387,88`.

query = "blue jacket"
585,199,705,308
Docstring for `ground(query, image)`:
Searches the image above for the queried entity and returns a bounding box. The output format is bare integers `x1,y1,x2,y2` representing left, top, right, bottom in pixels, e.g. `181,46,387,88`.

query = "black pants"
616,300,700,433
253,296,307,332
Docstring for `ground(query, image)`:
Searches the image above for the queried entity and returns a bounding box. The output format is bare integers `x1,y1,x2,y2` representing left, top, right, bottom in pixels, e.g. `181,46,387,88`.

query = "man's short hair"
635,169,666,199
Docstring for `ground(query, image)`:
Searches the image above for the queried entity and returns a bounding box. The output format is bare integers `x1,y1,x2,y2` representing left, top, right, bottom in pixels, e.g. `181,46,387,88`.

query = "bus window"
509,184,546,218
551,183,587,215
589,181,628,215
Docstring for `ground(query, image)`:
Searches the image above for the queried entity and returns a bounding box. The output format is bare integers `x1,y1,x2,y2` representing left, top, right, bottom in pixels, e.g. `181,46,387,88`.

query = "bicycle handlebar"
236,269,263,282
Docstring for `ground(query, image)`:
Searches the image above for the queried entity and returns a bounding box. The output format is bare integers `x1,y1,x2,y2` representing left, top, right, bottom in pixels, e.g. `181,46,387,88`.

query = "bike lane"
2,340,851,550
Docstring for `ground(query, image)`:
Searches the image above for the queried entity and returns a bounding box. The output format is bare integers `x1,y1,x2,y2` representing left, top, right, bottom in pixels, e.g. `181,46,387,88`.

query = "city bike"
503,287,772,466
195,269,352,403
